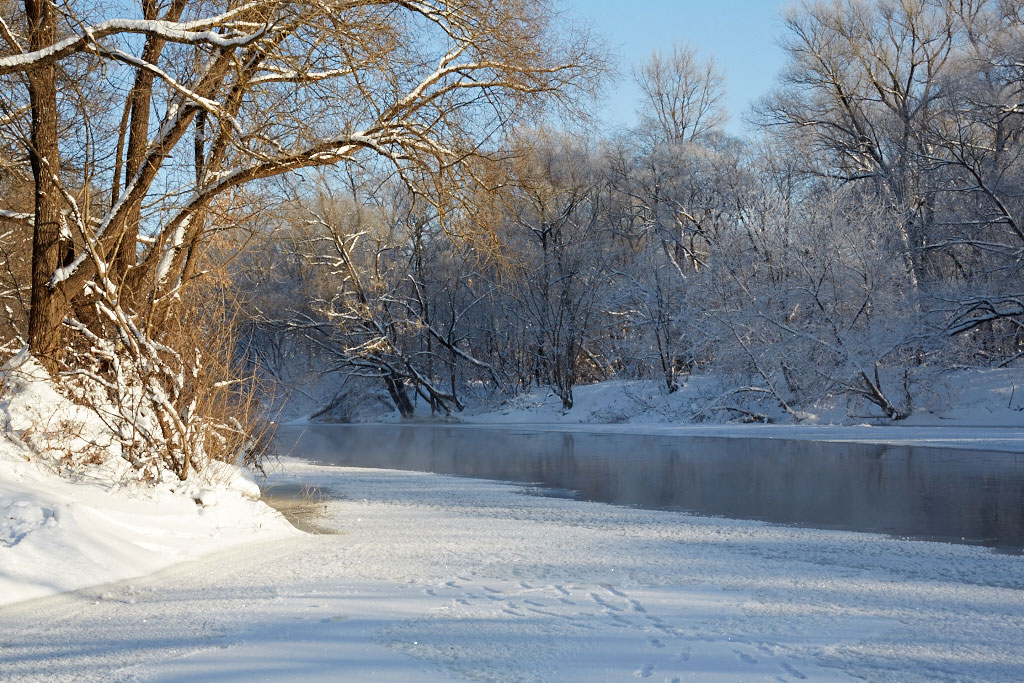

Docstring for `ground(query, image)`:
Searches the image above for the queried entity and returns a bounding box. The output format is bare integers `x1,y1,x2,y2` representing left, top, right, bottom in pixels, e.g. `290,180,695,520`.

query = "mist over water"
274,425,1024,552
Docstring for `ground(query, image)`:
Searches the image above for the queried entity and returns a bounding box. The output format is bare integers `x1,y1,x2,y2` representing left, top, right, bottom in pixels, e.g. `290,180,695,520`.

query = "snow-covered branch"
0,8,272,74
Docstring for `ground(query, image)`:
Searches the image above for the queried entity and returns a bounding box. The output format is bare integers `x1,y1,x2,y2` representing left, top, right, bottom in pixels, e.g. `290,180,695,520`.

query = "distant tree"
634,42,727,144
475,129,609,410
756,0,964,288
756,0,1024,364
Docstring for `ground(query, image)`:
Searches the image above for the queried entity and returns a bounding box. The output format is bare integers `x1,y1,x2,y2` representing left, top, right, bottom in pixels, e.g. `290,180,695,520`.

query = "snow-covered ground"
0,447,297,607
2,356,1023,680
0,352,299,607
2,459,1023,681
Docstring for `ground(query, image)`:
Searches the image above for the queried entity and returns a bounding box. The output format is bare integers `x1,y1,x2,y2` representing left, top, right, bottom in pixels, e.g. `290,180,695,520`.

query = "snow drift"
0,350,297,607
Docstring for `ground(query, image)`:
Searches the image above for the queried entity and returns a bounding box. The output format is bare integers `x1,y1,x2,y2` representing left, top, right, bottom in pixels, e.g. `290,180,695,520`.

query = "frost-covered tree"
0,0,601,475
634,42,726,144
756,0,964,289
212,0,1024,425
478,130,611,410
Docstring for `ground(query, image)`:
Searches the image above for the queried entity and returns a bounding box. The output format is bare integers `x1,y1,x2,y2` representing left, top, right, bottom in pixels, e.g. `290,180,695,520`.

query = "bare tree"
634,42,726,143
756,0,966,288
201,0,1024,430
918,9,1024,360
469,129,610,410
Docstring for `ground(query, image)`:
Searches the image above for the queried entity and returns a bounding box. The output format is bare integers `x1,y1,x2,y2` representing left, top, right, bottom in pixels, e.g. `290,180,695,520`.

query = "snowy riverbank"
0,352,299,607
2,356,1023,680
0,444,298,607
292,369,1024,454
2,459,1023,681
319,368,1024,434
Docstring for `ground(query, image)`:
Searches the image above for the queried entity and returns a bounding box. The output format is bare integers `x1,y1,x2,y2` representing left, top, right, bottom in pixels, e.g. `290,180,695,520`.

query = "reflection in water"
273,425,1024,552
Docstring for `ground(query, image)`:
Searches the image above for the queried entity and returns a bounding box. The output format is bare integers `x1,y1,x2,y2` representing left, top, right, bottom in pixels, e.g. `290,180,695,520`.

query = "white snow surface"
2,357,1023,680
0,350,298,607
1,459,1022,681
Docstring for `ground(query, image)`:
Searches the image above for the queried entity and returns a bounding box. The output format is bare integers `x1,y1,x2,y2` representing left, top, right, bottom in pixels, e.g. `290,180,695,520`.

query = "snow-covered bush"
32,273,272,482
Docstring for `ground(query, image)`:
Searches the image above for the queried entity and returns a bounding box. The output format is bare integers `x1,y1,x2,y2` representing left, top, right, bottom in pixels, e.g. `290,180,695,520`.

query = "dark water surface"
272,424,1024,552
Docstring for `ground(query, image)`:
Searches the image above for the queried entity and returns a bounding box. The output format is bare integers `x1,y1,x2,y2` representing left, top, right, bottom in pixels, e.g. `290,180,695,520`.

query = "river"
272,424,1024,552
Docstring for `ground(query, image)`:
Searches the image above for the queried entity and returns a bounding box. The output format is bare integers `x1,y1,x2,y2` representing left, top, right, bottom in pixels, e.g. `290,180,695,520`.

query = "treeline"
238,0,1024,421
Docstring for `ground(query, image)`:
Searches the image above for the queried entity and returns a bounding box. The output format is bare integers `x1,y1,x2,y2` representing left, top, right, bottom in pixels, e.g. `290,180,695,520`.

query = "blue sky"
563,1,792,134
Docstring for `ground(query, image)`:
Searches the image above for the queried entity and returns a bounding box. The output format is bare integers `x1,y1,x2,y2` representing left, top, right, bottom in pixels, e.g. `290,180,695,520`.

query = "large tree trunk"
383,372,415,418
25,0,68,372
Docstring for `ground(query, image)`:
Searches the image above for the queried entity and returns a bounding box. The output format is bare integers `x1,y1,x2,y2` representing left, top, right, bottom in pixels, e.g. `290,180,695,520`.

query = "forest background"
1,0,1023,479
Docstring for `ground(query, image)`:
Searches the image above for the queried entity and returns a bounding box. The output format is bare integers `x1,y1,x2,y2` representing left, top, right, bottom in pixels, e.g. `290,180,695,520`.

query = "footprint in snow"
602,584,627,597
634,663,654,678
589,593,623,611
609,614,631,627
733,649,758,665
645,615,673,634
629,599,646,613
649,638,666,649
780,661,807,680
